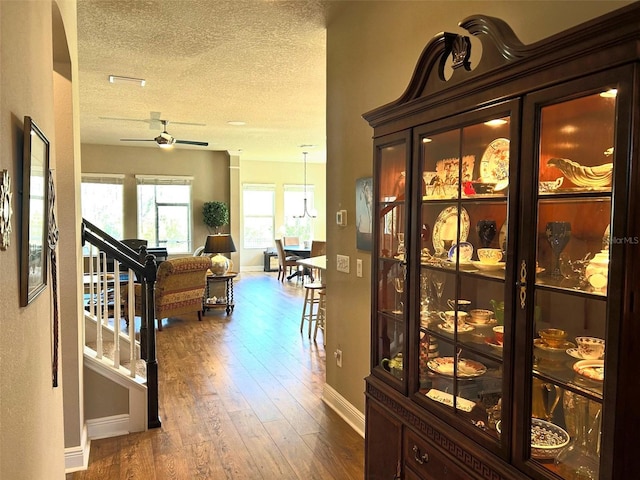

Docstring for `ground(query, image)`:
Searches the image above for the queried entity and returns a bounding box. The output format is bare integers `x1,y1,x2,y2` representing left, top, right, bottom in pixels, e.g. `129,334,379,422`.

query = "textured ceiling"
77,0,328,163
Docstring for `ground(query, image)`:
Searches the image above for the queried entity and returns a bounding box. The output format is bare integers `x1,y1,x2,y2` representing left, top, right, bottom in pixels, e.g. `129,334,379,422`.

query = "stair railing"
81,218,161,429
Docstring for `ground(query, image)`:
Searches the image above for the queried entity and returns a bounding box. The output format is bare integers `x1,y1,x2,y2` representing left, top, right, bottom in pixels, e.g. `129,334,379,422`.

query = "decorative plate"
573,359,605,382
426,389,475,412
468,317,498,327
442,259,478,272
534,338,576,352
499,220,507,252
566,348,603,360
435,155,476,184
530,418,570,460
480,138,510,183
437,323,475,334
470,260,505,271
432,206,470,256
427,357,486,377
448,241,474,263
485,337,504,350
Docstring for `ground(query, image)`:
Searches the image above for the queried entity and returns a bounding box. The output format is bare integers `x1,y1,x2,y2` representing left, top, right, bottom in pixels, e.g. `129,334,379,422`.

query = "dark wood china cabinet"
363,4,640,480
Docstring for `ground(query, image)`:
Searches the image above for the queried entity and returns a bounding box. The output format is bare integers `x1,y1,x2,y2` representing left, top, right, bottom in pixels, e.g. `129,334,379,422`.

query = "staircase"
81,219,161,433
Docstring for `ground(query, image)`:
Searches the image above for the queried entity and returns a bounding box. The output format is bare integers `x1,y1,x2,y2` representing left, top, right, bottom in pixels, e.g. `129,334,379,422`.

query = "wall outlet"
336,254,350,273
356,258,363,277
335,349,343,367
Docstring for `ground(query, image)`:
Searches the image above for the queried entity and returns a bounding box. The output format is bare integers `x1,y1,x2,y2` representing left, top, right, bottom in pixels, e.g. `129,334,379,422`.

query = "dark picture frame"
356,176,373,251
20,116,50,306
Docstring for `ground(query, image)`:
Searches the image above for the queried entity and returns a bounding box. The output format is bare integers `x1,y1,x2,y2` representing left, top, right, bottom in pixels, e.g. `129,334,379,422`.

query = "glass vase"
555,391,601,479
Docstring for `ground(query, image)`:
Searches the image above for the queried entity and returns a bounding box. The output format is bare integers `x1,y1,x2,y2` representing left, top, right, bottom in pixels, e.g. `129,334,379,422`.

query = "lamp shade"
203,234,236,275
203,234,236,254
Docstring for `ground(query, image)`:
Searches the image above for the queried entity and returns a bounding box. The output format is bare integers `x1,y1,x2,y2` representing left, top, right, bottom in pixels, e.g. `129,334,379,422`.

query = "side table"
203,272,237,315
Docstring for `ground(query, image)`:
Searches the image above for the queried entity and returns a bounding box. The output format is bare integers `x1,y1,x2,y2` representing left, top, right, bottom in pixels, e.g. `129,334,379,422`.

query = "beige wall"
81,144,230,255
239,158,327,268
80,146,328,270
0,1,78,478
324,0,632,415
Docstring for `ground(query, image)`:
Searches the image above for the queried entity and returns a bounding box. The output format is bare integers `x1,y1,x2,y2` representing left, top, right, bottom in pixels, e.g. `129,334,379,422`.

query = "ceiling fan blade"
170,121,207,126
175,139,209,146
120,138,155,142
102,116,151,124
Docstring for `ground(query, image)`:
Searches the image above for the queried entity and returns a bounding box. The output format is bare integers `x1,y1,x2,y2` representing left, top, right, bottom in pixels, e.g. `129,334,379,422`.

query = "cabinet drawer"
403,429,470,480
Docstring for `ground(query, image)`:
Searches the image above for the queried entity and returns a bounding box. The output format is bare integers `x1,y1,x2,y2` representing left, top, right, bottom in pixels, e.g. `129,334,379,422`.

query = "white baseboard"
322,384,365,438
86,414,131,440
64,424,90,473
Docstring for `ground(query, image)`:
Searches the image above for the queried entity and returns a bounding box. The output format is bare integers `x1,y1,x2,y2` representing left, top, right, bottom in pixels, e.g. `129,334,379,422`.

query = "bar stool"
314,289,326,345
300,282,326,338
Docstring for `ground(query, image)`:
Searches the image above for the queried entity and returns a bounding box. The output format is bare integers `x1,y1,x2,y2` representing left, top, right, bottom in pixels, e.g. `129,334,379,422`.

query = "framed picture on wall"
356,176,373,251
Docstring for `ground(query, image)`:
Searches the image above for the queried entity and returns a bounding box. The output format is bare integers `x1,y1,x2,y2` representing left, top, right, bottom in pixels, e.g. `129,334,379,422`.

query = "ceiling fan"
120,120,209,148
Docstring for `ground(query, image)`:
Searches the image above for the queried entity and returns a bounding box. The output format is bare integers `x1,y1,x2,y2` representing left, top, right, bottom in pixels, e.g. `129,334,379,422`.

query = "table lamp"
204,234,236,275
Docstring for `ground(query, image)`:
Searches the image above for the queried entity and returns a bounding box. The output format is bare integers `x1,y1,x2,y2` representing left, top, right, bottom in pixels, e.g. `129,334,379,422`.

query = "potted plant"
203,201,229,234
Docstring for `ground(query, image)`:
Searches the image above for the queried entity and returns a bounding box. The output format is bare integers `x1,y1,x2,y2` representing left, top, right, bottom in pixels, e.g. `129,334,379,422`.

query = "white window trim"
135,174,193,185
82,173,125,184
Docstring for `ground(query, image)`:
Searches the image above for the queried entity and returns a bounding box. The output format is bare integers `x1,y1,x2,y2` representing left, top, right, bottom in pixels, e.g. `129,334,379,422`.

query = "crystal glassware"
393,276,404,314
431,271,446,311
545,221,571,278
555,391,601,479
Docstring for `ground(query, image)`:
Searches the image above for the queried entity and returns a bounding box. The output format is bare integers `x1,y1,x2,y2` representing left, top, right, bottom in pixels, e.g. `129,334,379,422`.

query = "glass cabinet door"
521,76,620,479
373,131,410,387
414,107,515,454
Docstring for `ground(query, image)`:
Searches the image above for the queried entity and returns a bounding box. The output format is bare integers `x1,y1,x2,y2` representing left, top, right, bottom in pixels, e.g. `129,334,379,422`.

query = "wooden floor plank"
68,272,364,479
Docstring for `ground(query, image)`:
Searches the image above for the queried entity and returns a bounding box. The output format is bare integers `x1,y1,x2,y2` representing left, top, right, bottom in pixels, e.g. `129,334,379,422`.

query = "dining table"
284,245,311,280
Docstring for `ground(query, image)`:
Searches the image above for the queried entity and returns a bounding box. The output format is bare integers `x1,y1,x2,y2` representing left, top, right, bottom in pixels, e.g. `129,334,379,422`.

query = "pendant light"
295,151,316,218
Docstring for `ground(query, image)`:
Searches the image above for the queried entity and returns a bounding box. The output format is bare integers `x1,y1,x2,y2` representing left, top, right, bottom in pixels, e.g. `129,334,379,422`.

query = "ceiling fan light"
155,134,175,147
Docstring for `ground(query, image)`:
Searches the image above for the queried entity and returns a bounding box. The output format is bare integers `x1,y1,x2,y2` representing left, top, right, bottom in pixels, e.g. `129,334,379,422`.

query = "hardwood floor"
68,272,364,480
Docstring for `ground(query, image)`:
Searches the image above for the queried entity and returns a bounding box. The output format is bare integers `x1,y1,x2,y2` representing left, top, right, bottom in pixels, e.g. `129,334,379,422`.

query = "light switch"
357,259,363,277
336,209,347,226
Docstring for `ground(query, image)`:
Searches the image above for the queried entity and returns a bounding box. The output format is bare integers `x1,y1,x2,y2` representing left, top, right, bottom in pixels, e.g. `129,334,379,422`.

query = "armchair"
125,256,211,331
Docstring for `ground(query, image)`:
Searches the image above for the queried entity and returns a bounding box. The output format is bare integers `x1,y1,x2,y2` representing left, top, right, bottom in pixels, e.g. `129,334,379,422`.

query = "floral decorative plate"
448,241,474,263
426,389,475,412
427,357,487,377
437,323,475,334
432,206,470,256
573,359,605,381
485,337,503,349
480,138,510,183
566,348,603,360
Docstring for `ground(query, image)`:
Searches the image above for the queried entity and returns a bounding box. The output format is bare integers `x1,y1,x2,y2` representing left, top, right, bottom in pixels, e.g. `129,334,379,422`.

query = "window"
283,184,315,240
136,175,192,253
243,184,275,249
81,174,124,239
